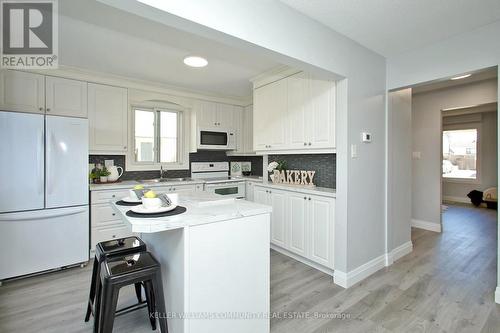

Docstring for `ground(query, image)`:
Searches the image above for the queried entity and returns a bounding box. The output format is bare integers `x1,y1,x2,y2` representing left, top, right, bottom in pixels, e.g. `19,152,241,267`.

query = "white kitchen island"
112,192,272,333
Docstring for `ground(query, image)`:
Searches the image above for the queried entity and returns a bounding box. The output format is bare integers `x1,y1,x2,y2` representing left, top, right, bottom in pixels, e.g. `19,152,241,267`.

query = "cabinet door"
252,86,269,151
216,103,235,128
307,77,335,148
245,181,254,201
243,105,253,153
231,106,244,153
270,189,287,248
45,76,88,118
196,100,218,128
266,79,288,149
0,70,45,114
287,192,308,257
308,195,334,268
252,186,268,205
287,72,309,149
88,83,128,152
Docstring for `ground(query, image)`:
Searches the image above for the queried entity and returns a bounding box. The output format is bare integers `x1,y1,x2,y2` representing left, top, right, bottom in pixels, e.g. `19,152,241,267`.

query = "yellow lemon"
144,190,156,198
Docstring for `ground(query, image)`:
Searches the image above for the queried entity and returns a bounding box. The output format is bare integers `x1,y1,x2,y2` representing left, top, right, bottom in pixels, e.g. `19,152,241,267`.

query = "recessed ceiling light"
183,56,208,68
450,74,471,80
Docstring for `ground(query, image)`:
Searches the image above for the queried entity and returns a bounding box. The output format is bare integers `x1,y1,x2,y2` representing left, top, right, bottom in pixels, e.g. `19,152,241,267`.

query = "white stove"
191,162,246,198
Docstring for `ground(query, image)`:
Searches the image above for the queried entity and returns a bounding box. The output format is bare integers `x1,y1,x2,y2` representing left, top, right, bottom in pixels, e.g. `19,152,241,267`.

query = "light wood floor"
0,204,498,332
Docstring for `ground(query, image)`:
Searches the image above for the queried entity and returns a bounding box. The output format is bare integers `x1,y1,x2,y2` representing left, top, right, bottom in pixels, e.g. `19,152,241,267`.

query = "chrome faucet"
160,166,167,179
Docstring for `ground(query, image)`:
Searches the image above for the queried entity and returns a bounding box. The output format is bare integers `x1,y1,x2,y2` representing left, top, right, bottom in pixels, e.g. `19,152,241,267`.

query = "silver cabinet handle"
308,197,311,200
304,142,307,146
112,213,116,216
112,194,116,198
39,107,43,111
123,146,127,149
304,197,307,200
46,108,50,112
308,142,312,146
112,235,116,238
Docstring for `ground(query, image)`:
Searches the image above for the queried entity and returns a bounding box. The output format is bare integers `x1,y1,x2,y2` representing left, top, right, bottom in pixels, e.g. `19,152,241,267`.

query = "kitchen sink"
142,178,190,183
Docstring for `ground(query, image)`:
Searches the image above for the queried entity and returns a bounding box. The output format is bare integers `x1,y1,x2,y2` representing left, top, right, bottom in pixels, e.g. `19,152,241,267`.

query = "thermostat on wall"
362,132,372,143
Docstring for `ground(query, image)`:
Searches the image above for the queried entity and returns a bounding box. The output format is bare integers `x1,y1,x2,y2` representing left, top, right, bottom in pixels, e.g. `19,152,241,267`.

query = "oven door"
205,182,245,199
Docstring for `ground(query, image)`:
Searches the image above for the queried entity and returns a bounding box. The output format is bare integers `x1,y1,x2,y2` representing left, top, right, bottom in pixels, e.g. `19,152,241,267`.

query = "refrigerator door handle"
37,129,44,196
0,207,88,221
46,131,56,195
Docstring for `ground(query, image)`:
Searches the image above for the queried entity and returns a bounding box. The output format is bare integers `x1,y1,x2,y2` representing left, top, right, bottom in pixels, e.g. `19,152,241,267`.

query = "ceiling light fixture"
450,74,471,80
183,56,208,68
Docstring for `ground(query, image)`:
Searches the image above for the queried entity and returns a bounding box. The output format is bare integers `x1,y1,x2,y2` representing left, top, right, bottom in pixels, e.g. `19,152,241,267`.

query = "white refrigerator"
0,111,89,280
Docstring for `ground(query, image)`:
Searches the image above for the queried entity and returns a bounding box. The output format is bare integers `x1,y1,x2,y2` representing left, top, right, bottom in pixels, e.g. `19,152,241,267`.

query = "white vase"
269,174,275,183
100,176,108,183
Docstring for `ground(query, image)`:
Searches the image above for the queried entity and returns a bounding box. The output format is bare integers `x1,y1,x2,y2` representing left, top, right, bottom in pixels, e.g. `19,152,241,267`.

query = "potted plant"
267,160,287,183
99,167,111,183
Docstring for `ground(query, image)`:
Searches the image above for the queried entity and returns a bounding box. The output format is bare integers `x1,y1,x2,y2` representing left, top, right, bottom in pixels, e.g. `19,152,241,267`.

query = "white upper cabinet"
242,105,254,153
287,72,309,149
45,76,88,118
216,103,235,128
196,100,218,128
253,78,288,151
252,70,335,153
88,83,128,152
307,76,335,148
194,100,238,129
0,70,45,114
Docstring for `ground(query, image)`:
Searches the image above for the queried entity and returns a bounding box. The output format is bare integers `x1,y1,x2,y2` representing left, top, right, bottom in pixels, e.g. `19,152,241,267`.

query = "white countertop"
89,179,204,191
254,182,336,198
112,191,272,233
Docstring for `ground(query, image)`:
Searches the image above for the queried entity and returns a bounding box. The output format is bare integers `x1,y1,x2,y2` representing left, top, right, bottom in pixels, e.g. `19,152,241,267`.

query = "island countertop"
112,191,272,233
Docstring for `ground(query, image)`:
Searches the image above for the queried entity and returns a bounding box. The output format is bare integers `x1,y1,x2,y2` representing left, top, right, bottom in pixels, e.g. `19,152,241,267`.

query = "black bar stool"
95,251,168,333
84,236,147,323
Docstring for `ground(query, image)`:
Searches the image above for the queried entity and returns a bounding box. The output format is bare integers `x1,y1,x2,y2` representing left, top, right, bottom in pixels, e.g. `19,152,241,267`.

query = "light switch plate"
362,132,372,143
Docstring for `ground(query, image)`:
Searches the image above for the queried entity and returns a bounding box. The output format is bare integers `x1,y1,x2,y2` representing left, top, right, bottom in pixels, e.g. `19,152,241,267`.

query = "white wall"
387,89,412,253
99,0,387,280
442,112,498,202
412,79,498,227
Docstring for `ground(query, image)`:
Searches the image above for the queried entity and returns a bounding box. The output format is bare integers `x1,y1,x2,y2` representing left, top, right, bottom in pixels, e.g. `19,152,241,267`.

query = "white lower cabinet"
90,184,200,254
254,184,334,270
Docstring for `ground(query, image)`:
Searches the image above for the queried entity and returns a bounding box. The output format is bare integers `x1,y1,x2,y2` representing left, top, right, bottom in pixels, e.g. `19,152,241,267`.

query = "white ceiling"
58,1,278,98
280,0,500,57
412,67,497,94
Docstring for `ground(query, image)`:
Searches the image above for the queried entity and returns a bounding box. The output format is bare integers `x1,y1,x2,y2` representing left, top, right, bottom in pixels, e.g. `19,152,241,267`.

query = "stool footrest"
115,301,148,317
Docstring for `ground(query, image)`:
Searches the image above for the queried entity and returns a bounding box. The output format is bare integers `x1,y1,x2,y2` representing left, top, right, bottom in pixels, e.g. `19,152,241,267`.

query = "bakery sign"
272,169,316,186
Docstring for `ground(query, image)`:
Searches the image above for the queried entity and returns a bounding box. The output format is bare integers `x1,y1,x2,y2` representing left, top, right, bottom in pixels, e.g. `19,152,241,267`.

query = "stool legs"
85,256,99,322
99,280,120,333
152,270,168,333
134,282,143,303
144,280,157,331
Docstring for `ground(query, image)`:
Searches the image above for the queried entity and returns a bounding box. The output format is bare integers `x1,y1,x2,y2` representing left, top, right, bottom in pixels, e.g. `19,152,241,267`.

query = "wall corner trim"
334,241,413,289
411,219,442,232
495,287,500,304
333,254,386,289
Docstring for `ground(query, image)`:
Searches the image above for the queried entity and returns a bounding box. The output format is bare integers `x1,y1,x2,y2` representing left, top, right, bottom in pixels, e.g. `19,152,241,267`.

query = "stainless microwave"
197,127,236,150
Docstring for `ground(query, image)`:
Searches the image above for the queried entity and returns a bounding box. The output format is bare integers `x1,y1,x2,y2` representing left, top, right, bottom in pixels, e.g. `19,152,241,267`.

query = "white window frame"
126,103,190,171
442,123,481,184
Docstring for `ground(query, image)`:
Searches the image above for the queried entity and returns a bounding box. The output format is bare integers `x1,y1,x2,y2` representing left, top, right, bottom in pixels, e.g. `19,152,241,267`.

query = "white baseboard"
411,219,442,232
333,254,386,288
334,241,413,289
386,241,413,266
495,287,500,304
443,196,470,204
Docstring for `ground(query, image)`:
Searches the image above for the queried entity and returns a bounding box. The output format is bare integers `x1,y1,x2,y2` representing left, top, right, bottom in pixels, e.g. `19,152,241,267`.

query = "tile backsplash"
89,152,263,181
267,154,336,188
